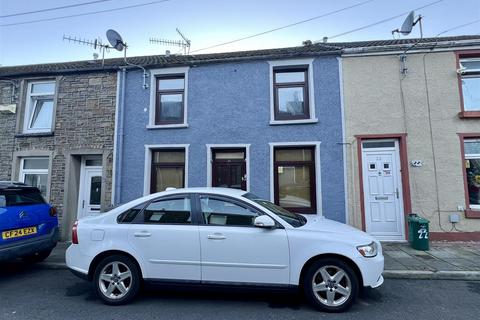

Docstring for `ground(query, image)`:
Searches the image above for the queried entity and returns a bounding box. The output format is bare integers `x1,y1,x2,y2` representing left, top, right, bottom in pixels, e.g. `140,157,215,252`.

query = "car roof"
0,181,40,191
154,187,248,197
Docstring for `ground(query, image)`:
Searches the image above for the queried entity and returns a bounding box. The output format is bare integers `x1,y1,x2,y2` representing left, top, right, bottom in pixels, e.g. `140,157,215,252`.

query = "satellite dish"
106,29,125,51
400,11,415,35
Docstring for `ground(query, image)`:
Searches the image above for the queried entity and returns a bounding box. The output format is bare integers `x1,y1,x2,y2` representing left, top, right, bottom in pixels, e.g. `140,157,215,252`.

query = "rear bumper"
0,227,59,261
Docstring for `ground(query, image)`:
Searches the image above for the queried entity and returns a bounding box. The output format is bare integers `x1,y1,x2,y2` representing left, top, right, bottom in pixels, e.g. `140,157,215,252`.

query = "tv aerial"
392,11,423,38
63,29,148,89
150,28,191,55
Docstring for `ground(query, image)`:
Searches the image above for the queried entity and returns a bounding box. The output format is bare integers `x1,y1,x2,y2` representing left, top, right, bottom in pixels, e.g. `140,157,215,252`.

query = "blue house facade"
114,48,347,222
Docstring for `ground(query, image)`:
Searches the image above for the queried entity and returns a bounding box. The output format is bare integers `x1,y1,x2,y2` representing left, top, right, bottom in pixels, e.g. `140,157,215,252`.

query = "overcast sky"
0,0,479,66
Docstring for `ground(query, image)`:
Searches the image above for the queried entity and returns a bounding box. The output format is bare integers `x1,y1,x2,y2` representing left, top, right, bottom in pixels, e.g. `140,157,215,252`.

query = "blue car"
0,182,58,262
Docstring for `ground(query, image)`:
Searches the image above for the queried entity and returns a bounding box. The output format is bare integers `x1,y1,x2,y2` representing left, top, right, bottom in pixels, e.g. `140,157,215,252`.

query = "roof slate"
1,35,479,77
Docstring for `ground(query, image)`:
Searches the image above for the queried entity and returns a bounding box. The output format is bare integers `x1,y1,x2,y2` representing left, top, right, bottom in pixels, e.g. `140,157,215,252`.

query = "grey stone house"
0,63,117,239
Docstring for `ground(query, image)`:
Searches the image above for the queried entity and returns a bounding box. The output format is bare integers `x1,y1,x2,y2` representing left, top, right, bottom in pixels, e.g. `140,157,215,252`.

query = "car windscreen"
0,189,46,207
242,192,306,228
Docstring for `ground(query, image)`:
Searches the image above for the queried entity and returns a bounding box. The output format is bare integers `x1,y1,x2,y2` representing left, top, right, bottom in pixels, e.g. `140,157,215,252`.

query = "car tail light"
49,206,57,217
72,220,79,244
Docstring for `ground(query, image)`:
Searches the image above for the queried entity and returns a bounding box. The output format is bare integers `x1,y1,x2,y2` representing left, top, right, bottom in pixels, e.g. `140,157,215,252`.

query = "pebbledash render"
0,68,117,240
341,36,480,241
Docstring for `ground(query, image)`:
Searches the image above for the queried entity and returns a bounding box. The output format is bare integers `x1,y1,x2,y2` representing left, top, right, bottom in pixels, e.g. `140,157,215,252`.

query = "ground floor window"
19,157,49,197
274,146,316,213
150,149,185,193
465,138,480,210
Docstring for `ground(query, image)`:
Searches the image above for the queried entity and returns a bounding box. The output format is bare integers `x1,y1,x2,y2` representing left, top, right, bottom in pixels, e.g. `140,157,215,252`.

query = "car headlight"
357,242,378,257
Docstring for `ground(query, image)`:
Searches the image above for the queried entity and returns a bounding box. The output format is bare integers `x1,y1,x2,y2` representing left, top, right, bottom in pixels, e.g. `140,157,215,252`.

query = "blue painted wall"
116,56,346,222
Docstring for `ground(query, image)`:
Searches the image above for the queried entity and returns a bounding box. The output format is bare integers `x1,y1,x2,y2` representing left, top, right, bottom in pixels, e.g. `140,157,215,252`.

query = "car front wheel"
303,258,359,312
93,254,141,305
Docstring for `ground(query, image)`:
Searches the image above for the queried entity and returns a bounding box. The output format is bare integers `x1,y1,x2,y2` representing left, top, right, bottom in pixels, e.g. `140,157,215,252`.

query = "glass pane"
277,87,305,116
461,60,480,71
275,71,305,83
85,158,102,166
214,151,245,160
144,198,191,224
30,99,53,129
0,189,45,207
466,159,480,206
158,78,184,90
23,174,48,198
159,94,183,121
31,82,55,94
152,166,184,193
152,150,185,163
462,77,480,111
89,176,101,205
465,140,480,155
200,197,258,226
275,148,312,161
278,165,311,208
23,158,49,169
362,141,395,148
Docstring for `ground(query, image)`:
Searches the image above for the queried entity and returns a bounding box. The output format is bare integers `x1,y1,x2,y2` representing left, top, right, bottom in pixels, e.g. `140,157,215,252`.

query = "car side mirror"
254,215,276,228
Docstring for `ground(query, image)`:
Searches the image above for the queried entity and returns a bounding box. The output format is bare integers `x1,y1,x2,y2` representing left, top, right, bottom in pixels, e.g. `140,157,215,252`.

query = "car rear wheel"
93,254,140,305
303,258,359,313
22,249,52,263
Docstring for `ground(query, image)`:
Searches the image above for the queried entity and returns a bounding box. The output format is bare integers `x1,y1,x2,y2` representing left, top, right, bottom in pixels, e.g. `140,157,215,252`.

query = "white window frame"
143,144,189,195
268,59,317,125
148,67,189,129
460,58,480,73
206,144,251,192
465,139,480,210
269,141,322,215
23,80,56,134
19,157,49,196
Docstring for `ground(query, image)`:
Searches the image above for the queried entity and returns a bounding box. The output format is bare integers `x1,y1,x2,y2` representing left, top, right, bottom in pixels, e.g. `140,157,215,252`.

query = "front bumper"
354,253,385,288
0,227,59,261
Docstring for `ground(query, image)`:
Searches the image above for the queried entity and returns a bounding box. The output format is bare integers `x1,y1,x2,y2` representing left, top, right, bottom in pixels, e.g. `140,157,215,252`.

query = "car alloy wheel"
98,261,132,300
312,265,352,307
94,254,140,305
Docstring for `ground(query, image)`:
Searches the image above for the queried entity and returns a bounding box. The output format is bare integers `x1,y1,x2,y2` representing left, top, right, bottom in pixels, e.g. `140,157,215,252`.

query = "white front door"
78,158,103,219
198,195,290,284
361,140,405,241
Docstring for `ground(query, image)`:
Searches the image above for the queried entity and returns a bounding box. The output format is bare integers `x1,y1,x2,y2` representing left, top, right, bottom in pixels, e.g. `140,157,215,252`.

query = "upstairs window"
155,75,185,125
273,66,310,121
23,81,56,133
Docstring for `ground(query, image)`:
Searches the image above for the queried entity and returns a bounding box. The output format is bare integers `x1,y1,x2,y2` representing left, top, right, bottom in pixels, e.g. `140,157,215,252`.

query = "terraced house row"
0,35,479,241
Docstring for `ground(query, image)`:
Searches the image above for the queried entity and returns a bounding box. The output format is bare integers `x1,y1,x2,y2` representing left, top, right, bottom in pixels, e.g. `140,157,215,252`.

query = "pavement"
43,241,480,280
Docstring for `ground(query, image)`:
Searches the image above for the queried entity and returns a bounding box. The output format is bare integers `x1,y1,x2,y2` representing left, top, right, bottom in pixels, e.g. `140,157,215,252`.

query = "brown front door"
212,149,246,190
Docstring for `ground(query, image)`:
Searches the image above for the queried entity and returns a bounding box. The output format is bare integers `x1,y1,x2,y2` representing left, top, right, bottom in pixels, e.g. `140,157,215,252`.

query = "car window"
143,197,191,224
0,189,45,207
200,196,260,227
117,204,144,223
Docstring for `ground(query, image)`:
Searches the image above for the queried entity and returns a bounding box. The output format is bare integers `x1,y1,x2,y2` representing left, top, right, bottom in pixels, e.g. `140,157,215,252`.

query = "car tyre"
303,257,359,313
93,254,141,305
22,249,53,263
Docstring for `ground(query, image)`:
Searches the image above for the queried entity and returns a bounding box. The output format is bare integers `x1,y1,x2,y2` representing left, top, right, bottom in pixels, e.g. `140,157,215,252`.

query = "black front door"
212,149,246,191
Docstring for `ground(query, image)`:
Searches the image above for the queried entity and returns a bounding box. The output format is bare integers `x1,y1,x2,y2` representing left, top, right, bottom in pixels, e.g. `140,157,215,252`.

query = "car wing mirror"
253,215,276,228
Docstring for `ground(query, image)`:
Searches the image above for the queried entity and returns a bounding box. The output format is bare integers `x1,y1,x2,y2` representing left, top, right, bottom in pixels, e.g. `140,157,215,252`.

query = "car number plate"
2,226,37,240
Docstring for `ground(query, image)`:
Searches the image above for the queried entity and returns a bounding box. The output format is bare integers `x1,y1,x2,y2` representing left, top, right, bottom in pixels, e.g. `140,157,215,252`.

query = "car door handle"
134,231,151,238
207,233,226,240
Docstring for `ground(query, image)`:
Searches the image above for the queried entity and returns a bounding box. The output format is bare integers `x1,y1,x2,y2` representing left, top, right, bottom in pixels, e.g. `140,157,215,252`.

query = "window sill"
458,111,480,119
269,118,318,126
146,124,189,130
15,132,54,138
465,209,480,219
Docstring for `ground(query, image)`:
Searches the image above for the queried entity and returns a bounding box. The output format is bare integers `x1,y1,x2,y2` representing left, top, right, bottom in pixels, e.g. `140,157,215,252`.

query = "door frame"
77,156,103,219
356,134,411,240
206,144,250,192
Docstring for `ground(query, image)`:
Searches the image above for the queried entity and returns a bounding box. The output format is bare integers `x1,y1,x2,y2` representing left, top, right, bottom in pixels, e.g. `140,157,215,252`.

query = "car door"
127,194,201,281
197,194,290,285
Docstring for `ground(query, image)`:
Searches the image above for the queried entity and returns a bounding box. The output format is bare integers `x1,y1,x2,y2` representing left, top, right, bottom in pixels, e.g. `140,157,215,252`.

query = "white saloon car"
66,188,384,312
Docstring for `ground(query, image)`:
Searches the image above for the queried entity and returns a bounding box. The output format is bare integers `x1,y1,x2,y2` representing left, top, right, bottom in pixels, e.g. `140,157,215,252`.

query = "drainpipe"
114,68,126,204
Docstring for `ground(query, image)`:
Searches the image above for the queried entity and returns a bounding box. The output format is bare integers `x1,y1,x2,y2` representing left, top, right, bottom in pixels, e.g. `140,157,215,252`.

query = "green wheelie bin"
407,214,429,251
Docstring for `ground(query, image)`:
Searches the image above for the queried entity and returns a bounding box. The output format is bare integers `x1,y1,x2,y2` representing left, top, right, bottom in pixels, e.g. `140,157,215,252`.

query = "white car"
66,188,384,312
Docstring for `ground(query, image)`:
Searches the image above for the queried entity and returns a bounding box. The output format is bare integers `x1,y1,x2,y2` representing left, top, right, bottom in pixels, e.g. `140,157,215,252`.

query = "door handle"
395,188,399,199
207,233,226,240
134,231,151,238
